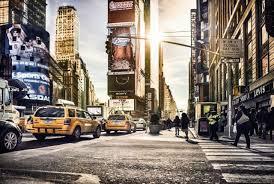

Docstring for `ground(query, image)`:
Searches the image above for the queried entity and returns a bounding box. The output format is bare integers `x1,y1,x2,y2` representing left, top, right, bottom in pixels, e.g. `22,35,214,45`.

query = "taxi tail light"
64,119,71,125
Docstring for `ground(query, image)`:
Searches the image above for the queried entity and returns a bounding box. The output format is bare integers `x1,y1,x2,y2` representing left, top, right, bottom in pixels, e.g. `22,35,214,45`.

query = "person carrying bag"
231,105,251,149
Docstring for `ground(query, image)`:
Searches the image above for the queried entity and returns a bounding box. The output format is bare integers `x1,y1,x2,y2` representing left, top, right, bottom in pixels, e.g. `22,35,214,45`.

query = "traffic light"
265,0,274,37
105,40,111,54
105,34,113,54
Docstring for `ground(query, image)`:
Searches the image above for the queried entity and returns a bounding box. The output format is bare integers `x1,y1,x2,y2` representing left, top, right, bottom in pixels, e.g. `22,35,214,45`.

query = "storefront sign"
219,39,243,58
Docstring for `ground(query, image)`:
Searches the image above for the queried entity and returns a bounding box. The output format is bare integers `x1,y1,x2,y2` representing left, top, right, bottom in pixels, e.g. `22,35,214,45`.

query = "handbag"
237,113,249,124
233,124,237,133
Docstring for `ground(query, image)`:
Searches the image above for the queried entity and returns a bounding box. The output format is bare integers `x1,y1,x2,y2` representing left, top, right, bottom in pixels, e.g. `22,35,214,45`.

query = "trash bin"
198,117,209,136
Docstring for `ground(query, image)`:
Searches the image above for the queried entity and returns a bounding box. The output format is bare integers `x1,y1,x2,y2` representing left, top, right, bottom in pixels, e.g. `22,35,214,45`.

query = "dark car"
0,120,22,153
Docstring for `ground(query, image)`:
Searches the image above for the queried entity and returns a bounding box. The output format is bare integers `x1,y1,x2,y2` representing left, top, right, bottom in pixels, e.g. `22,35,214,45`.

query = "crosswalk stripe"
199,139,274,183
222,173,274,183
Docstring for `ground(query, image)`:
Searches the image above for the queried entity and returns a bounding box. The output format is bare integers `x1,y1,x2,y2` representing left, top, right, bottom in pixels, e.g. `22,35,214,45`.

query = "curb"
189,128,199,139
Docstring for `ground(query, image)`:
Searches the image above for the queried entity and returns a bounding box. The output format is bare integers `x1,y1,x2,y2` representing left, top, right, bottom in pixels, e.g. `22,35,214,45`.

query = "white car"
133,118,147,130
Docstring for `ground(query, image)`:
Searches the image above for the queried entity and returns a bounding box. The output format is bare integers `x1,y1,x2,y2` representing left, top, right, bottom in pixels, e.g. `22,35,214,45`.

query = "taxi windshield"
35,107,65,117
108,115,125,120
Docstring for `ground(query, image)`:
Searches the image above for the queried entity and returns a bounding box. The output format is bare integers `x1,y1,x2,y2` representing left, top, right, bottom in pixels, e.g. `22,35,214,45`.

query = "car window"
68,109,75,117
35,107,65,117
84,112,92,119
77,110,86,118
108,115,125,120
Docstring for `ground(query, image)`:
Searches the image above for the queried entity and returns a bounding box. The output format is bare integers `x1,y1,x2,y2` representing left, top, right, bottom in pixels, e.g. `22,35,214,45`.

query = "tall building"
188,9,197,117
208,1,274,114
0,0,46,28
55,6,79,61
55,5,80,105
163,81,177,120
107,0,146,118
196,0,209,102
144,0,160,119
55,5,96,108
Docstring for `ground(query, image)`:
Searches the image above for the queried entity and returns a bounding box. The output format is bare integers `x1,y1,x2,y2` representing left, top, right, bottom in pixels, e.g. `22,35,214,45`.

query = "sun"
147,31,163,44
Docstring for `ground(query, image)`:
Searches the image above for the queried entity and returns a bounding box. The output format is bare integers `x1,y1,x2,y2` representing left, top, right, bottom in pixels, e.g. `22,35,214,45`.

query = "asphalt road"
0,130,223,184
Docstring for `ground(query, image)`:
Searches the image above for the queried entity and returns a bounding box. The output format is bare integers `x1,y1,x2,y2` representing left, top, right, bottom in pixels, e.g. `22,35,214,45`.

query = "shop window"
262,55,269,76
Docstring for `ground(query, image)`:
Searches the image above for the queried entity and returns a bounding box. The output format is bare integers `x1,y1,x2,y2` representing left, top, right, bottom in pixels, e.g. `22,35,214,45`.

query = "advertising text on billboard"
108,0,135,26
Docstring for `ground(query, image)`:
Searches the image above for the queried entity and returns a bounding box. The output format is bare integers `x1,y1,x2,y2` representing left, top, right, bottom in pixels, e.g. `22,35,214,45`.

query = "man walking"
208,110,219,141
232,105,251,149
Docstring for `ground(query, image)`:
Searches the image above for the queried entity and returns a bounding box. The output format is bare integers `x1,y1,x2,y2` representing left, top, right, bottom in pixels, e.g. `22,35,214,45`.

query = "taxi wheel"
106,130,111,134
93,126,101,138
33,134,46,141
127,126,132,134
72,127,81,140
133,126,137,133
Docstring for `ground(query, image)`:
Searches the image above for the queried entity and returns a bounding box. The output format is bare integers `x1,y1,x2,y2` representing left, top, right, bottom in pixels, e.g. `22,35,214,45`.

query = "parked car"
26,105,101,141
105,114,136,134
133,118,147,130
0,120,22,153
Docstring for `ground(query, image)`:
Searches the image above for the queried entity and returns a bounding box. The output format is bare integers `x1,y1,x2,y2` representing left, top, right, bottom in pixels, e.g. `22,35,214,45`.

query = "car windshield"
35,107,65,118
108,115,125,120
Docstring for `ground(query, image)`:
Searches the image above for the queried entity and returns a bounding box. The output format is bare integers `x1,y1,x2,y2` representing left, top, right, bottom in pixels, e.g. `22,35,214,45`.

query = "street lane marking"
0,168,100,184
222,173,274,183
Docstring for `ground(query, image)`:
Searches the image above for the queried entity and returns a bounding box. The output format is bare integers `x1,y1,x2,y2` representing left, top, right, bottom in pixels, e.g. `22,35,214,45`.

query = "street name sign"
219,39,243,58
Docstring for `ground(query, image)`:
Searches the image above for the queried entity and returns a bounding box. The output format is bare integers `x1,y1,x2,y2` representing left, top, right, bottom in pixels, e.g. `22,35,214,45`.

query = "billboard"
108,73,135,96
108,0,135,26
109,27,135,72
1,24,50,103
109,99,135,111
87,106,103,116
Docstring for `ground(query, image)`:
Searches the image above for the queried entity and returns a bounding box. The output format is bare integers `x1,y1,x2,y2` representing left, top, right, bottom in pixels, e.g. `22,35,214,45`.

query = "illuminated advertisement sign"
108,74,135,96
87,106,103,116
109,27,135,72
2,24,50,103
109,99,135,111
108,0,135,26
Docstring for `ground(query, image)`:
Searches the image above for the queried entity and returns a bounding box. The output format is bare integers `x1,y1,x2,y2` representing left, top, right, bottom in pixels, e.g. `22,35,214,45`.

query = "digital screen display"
2,24,50,102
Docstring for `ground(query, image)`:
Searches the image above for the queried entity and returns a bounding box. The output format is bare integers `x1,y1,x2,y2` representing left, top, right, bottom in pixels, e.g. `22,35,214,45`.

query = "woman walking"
181,113,190,140
173,116,180,137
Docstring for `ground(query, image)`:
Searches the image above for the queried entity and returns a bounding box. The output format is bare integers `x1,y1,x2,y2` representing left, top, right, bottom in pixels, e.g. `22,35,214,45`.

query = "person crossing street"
208,110,219,141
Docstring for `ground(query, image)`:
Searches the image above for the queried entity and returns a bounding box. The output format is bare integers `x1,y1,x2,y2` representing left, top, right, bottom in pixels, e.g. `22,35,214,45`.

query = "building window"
245,14,253,85
257,0,269,78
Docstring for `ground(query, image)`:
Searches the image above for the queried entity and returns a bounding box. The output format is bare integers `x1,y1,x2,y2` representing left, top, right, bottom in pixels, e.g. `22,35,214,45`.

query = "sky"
46,0,196,111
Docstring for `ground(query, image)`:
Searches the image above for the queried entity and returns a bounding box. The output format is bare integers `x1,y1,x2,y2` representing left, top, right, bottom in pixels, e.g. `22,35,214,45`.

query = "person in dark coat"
249,108,258,136
232,105,251,149
173,116,180,137
181,113,190,140
268,107,274,140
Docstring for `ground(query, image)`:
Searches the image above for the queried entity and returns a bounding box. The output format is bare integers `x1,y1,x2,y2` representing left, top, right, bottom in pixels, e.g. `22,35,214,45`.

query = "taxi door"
76,110,88,133
84,111,96,133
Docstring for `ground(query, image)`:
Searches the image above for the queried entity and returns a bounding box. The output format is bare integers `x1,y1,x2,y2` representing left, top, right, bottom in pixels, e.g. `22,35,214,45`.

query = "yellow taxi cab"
105,113,136,134
26,105,101,141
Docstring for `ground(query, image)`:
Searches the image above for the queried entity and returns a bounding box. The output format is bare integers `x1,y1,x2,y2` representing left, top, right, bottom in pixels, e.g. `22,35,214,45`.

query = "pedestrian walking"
173,116,180,137
218,112,227,132
249,108,258,136
268,107,274,140
232,105,251,149
257,107,269,139
208,110,219,141
166,118,172,131
181,113,190,140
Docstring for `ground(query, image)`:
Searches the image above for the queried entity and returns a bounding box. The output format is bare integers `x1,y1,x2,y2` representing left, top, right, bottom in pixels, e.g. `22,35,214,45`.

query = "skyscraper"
55,5,79,61
0,0,46,28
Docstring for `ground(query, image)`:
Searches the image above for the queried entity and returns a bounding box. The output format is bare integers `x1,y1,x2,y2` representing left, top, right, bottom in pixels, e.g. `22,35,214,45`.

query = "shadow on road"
102,132,133,137
15,136,95,152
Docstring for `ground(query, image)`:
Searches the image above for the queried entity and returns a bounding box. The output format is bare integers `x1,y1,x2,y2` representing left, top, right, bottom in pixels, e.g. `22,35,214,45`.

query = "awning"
8,79,28,100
